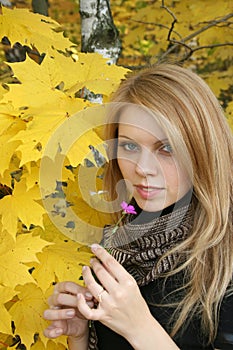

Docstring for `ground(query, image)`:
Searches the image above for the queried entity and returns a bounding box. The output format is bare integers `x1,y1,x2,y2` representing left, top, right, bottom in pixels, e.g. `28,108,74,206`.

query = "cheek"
117,158,133,178
164,163,190,193
161,161,181,188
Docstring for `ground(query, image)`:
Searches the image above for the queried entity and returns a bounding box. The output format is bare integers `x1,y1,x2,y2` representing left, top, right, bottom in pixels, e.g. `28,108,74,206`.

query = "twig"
130,19,182,40
179,42,233,62
161,0,177,42
159,12,233,61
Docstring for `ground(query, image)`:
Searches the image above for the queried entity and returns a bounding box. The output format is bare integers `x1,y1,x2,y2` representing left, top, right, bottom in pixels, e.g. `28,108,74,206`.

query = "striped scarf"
88,203,194,349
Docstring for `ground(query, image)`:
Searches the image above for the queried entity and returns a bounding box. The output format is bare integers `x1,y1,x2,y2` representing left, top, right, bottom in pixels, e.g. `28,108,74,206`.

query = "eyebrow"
118,135,169,145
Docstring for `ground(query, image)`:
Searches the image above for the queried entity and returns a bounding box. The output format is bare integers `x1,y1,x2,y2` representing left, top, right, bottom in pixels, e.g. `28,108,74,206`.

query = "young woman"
43,64,233,350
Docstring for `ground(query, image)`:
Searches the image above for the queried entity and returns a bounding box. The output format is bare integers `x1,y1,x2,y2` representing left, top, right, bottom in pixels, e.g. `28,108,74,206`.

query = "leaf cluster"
0,7,129,349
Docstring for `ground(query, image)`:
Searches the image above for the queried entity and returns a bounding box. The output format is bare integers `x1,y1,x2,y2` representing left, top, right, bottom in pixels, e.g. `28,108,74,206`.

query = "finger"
43,324,63,338
91,244,135,284
90,258,118,293
82,266,108,300
77,293,103,321
44,308,75,321
48,292,78,308
54,281,86,295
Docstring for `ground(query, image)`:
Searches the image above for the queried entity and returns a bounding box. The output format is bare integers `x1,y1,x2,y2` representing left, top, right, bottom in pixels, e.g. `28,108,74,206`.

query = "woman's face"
117,106,191,212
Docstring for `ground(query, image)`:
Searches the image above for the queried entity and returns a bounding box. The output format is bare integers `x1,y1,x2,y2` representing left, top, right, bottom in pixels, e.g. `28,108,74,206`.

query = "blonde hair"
103,63,233,342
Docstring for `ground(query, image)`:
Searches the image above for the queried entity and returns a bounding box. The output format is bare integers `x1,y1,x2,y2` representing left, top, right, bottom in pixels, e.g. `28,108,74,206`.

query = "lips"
134,185,164,200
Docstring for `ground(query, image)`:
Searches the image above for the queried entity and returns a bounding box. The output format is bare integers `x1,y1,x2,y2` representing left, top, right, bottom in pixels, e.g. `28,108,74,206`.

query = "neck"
131,190,192,225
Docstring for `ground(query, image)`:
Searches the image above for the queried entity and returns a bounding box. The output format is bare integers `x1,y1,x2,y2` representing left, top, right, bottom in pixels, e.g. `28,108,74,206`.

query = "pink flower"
120,201,137,215
111,201,137,233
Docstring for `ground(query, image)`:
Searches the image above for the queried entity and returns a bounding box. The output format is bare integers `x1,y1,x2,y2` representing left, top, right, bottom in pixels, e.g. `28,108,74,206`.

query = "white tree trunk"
79,0,121,65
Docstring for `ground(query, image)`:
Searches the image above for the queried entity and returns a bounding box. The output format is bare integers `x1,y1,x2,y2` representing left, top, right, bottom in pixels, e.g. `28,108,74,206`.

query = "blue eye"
119,142,140,152
160,143,173,154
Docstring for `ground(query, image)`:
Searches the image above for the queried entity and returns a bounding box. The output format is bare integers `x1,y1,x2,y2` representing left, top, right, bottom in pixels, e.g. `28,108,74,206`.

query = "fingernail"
55,328,63,335
91,244,100,252
85,292,92,298
66,310,75,317
82,265,87,272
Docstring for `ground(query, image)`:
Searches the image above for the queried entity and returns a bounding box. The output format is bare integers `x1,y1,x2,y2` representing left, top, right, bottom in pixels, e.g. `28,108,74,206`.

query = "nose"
135,149,159,177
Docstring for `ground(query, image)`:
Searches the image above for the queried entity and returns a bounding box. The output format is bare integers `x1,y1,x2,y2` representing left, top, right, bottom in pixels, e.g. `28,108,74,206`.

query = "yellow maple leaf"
39,107,108,196
0,85,7,101
0,332,13,348
8,283,50,349
66,52,129,96
0,250,35,288
0,117,26,176
0,286,17,335
0,7,72,53
0,180,45,237
0,228,15,255
0,155,21,189
13,232,52,263
32,240,91,292
30,339,67,350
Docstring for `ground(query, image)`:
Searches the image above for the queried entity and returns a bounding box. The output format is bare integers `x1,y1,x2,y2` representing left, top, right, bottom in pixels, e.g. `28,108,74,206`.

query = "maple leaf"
0,227,15,255
8,283,52,349
0,286,17,335
0,7,72,53
32,239,91,292
0,117,26,176
0,231,50,288
66,52,130,97
0,250,35,288
13,232,53,263
0,180,45,238
30,339,67,350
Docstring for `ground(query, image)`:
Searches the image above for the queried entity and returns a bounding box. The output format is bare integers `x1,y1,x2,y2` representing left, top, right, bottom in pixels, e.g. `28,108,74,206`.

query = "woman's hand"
77,244,154,345
43,281,93,341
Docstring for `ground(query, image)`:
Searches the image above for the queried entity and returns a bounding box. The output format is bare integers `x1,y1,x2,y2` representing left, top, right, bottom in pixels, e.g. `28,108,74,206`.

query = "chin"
135,199,166,212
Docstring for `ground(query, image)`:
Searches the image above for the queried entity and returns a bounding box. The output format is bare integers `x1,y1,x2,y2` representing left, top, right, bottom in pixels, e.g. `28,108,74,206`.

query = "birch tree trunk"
79,0,121,65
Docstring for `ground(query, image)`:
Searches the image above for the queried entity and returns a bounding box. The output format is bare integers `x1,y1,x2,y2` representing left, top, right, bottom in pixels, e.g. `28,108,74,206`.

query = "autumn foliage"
0,2,232,349
0,7,128,349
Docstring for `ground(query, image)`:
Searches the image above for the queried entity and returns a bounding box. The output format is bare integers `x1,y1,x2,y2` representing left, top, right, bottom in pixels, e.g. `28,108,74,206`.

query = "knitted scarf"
88,203,194,349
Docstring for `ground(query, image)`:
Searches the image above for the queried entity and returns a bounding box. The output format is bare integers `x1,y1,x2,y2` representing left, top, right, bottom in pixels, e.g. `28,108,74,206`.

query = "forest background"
0,0,232,349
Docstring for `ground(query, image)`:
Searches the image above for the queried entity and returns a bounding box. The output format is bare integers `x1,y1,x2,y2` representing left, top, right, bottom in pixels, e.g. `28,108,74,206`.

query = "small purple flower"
111,201,137,234
120,201,137,215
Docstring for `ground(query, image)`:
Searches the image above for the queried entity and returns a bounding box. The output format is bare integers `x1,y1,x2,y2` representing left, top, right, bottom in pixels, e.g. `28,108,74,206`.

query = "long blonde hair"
103,63,233,342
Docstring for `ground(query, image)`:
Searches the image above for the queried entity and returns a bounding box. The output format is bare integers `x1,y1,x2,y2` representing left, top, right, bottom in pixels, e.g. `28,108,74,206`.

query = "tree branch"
130,19,182,40
161,0,177,42
177,42,233,62
158,12,233,62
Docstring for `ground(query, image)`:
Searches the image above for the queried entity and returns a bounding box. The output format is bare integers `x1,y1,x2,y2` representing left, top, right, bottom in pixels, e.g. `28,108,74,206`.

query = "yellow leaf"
203,69,233,96
13,233,52,263
38,154,74,196
0,181,45,237
0,250,35,287
32,240,91,292
0,286,16,334
0,229,15,255
21,163,40,190
9,284,50,349
0,7,72,53
0,85,7,101
30,339,67,350
0,117,26,176
0,333,13,348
